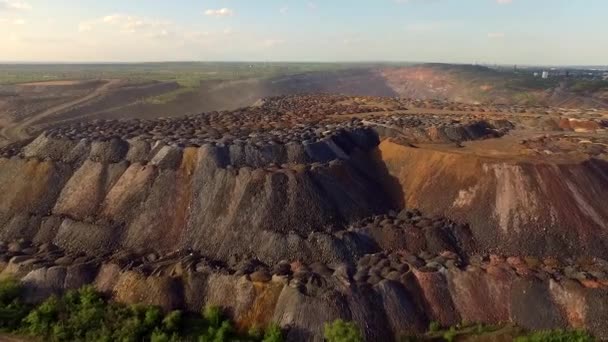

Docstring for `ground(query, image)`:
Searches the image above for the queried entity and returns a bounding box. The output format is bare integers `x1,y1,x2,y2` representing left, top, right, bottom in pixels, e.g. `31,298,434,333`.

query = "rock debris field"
0,94,608,341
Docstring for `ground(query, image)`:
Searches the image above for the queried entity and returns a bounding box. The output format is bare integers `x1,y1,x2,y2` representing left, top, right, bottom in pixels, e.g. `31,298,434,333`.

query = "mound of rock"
3,240,608,340
1,94,607,340
377,139,608,259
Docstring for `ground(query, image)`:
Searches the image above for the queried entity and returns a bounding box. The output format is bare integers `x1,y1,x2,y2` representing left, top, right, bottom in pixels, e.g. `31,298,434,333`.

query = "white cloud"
496,0,513,4
280,6,288,14
0,16,24,24
78,22,92,32
204,8,234,17
262,39,285,47
487,32,505,38
79,14,172,35
0,0,31,11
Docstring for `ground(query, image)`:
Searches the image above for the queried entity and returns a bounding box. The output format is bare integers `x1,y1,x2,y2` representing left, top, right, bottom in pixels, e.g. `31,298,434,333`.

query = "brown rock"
507,256,524,267
7,241,24,253
55,256,74,266
489,254,505,266
249,270,272,283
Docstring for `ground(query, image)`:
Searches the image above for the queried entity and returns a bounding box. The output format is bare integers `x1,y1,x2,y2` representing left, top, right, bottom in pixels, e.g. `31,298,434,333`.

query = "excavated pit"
1,94,608,340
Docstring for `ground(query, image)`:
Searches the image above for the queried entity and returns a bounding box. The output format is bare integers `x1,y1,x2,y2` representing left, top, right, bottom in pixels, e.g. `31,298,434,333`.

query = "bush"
262,322,283,342
203,305,222,328
0,277,29,329
442,326,458,342
144,306,163,329
0,278,22,306
20,286,187,341
248,325,263,340
23,296,60,336
198,320,233,342
515,329,595,342
0,280,284,342
151,328,181,342
324,319,363,342
429,321,441,333
162,310,183,332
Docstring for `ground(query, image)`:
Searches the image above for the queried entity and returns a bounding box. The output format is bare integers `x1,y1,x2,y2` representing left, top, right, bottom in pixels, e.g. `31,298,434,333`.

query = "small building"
542,71,549,79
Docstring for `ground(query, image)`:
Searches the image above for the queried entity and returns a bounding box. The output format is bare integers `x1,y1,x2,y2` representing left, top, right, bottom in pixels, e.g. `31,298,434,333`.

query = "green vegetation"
0,62,401,105
428,321,441,333
0,277,29,329
142,87,198,104
324,319,363,342
409,322,596,342
515,329,595,342
0,278,599,341
569,80,608,94
0,62,383,85
0,278,283,342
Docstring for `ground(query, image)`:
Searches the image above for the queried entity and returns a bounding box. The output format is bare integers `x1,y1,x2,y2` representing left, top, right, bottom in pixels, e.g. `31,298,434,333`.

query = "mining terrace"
0,94,607,340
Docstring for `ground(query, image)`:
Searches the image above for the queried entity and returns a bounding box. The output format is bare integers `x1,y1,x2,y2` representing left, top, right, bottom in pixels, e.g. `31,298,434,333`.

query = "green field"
0,62,409,104
0,62,404,86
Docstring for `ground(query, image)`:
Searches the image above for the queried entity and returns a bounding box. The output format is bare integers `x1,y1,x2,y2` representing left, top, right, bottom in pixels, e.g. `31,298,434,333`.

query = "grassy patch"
0,62,372,85
569,80,608,94
402,322,596,342
515,329,595,342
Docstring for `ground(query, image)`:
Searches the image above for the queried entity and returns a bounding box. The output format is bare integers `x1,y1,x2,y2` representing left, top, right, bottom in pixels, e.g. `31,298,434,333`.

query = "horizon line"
0,60,607,68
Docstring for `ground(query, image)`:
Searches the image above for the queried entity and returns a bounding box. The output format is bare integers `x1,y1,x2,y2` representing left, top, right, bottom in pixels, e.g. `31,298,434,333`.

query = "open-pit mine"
0,94,607,340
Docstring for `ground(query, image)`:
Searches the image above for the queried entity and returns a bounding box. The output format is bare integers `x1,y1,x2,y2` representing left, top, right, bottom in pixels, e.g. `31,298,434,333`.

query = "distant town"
489,64,608,80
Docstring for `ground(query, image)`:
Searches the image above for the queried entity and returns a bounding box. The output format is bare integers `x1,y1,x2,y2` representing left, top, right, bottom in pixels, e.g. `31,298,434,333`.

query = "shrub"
262,322,283,342
429,321,441,333
0,277,28,329
203,305,222,328
198,320,233,342
23,295,60,336
162,310,183,332
324,319,363,342
144,306,163,329
151,328,181,342
442,326,458,342
248,325,263,340
0,278,22,305
515,329,595,342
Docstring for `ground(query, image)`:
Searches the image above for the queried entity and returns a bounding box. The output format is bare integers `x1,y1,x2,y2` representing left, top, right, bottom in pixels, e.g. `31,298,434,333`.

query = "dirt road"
0,79,122,143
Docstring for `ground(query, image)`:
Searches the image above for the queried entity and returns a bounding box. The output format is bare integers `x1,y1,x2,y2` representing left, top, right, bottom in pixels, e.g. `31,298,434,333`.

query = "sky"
0,0,606,65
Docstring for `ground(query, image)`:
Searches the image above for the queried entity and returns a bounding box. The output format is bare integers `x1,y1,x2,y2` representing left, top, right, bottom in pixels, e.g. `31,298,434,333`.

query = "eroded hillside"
0,95,608,340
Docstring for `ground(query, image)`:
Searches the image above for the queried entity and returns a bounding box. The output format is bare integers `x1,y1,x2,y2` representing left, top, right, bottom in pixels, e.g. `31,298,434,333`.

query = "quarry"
0,93,607,340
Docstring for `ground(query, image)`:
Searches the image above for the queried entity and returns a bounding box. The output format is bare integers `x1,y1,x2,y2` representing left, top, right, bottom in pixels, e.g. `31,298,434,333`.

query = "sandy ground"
0,335,34,342
19,80,84,86
0,79,122,143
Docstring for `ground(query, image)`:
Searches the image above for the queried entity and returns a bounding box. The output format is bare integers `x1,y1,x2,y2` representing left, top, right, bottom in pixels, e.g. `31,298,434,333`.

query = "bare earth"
0,79,122,143
19,80,84,86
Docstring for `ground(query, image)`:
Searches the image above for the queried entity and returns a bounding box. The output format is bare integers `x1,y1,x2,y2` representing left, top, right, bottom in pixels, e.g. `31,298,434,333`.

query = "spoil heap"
0,94,607,340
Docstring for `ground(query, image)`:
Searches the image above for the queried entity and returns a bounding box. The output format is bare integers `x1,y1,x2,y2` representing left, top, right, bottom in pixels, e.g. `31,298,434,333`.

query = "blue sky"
0,0,606,64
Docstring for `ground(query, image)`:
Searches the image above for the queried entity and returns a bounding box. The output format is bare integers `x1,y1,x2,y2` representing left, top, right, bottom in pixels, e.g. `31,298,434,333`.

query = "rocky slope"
2,235,608,340
0,94,607,340
378,140,608,259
